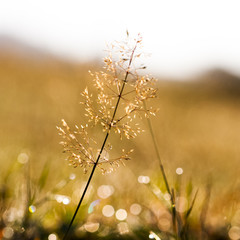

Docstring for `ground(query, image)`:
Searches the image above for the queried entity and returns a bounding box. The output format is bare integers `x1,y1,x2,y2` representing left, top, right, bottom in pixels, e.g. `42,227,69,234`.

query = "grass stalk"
143,100,178,238
62,45,137,240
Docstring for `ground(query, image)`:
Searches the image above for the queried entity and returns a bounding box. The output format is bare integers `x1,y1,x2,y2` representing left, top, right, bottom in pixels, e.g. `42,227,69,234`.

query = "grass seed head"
57,35,157,173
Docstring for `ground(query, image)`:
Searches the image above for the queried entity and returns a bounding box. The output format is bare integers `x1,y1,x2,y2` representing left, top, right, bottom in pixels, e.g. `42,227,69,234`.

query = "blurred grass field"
0,43,240,239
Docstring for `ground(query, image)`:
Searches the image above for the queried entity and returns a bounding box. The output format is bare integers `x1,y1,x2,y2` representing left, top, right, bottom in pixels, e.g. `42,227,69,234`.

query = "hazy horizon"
1,0,240,78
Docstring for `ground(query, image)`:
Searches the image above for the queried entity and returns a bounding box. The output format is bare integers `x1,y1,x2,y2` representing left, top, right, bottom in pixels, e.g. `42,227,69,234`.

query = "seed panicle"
58,34,157,174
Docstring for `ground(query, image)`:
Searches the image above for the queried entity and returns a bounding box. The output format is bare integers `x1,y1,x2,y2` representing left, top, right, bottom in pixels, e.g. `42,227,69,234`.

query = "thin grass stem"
143,100,178,238
143,101,171,195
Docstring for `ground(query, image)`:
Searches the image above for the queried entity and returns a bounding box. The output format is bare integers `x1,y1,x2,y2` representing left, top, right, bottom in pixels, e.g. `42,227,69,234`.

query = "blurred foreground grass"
0,48,240,239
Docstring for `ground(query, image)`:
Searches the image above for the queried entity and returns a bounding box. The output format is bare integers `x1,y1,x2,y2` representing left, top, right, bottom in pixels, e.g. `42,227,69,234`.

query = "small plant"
57,33,157,239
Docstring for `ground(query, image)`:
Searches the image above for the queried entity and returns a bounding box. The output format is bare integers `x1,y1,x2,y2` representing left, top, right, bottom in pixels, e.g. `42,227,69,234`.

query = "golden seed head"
57,35,157,173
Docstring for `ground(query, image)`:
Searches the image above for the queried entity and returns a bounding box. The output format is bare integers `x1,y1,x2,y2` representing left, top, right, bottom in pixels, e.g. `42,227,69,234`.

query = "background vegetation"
0,38,240,239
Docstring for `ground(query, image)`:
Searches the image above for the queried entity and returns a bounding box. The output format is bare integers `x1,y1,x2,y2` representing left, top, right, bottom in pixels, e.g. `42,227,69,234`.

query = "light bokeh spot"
84,222,100,233
149,233,155,239
138,175,150,184
116,209,127,221
130,203,142,215
54,195,71,205
117,222,129,234
102,205,115,217
158,217,171,231
48,233,58,240
163,193,171,201
17,152,29,164
88,199,100,214
97,185,114,199
176,167,183,175
69,173,76,180
149,231,161,240
2,227,14,239
28,205,36,213
62,197,70,205
229,226,240,240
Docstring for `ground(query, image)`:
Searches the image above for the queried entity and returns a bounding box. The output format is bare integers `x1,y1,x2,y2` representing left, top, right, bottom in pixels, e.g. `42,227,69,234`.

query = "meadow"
0,38,240,240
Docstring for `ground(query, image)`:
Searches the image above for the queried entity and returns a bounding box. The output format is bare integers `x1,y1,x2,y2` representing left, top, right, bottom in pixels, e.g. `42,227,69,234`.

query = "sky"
0,0,240,78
